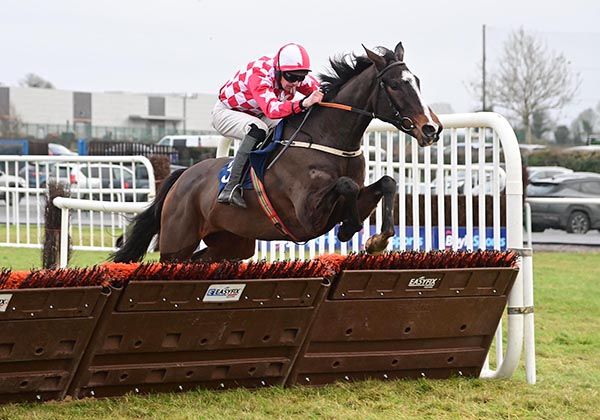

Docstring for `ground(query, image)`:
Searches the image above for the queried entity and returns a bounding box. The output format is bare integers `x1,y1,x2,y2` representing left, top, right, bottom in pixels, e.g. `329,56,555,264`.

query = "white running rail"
0,155,155,251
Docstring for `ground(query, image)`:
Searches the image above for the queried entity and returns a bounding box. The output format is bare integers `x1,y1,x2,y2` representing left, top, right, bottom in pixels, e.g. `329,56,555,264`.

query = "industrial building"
0,86,217,142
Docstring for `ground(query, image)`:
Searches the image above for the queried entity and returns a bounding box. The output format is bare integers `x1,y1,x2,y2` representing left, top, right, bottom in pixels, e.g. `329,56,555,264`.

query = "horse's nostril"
422,124,437,137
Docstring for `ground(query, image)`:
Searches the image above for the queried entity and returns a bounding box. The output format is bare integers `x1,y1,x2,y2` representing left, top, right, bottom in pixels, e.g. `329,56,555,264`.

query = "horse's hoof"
365,235,388,255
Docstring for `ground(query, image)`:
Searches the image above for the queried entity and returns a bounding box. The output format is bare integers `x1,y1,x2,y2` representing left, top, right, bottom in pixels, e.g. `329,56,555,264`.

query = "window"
135,165,149,180
83,167,102,180
526,183,559,196
173,139,187,147
580,181,600,195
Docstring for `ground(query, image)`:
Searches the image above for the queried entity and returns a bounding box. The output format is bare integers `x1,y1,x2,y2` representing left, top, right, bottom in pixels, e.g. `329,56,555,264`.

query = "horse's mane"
318,48,394,100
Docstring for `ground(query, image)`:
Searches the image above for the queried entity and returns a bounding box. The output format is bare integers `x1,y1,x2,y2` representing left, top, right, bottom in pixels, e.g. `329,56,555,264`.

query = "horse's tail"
110,168,187,263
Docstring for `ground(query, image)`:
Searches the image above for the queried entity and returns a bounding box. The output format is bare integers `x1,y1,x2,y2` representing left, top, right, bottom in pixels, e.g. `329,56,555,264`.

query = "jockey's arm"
247,73,321,119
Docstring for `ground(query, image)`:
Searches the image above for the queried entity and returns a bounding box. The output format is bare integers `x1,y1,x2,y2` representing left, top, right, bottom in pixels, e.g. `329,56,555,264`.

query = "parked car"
519,144,547,154
19,163,47,187
157,135,201,148
426,168,507,195
565,145,600,153
0,170,26,204
19,162,78,188
18,163,149,201
527,166,573,182
48,143,78,156
75,164,150,201
157,135,225,149
527,172,600,234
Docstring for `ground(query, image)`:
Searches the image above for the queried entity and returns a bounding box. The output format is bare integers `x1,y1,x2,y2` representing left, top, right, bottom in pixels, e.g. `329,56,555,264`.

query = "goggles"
282,71,307,83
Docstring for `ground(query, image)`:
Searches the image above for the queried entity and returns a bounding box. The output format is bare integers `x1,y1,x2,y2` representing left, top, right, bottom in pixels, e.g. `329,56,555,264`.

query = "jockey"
212,43,324,208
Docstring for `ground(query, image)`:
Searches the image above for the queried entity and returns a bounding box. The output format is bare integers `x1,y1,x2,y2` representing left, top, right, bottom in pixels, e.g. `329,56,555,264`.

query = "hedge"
526,150,600,173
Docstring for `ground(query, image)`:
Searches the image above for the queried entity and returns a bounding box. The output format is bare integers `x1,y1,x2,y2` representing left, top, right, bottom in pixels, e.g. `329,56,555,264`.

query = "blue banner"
293,226,507,251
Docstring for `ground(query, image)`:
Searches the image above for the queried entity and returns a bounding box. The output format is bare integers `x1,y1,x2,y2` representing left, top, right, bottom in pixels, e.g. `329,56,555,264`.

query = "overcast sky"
3,0,599,124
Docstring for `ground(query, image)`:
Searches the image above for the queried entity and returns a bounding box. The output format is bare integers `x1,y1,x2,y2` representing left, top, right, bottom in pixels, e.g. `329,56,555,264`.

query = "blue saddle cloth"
217,121,285,192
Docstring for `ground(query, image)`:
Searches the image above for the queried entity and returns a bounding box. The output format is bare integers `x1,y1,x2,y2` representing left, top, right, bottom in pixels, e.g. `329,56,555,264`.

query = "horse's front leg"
337,175,397,246
347,175,397,254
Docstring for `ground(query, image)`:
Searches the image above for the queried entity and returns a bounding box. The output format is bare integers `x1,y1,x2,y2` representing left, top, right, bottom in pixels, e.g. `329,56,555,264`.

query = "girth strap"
250,167,301,242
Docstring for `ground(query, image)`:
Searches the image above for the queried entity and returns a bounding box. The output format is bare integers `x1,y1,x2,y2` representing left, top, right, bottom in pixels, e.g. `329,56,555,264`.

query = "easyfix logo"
408,276,440,289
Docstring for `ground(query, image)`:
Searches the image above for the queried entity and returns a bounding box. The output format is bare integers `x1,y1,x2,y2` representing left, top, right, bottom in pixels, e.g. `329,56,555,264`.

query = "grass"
0,247,158,270
0,251,599,419
0,223,127,250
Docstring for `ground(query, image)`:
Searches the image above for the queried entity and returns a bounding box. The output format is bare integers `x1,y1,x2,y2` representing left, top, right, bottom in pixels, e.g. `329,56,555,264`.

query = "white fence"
0,155,155,250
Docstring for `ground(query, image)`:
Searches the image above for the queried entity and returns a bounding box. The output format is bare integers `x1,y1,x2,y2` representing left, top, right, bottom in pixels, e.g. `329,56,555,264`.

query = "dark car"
527,172,600,234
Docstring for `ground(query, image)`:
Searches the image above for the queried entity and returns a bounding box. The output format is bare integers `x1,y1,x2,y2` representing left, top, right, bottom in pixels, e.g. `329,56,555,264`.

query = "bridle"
317,60,416,134
376,60,416,133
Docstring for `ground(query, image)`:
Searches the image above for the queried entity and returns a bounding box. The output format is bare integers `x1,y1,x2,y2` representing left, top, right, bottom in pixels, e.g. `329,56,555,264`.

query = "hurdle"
0,251,519,403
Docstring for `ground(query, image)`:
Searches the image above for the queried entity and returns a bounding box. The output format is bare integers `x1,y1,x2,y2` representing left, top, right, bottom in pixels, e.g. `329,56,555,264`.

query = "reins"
266,107,315,170
317,100,414,133
318,101,377,118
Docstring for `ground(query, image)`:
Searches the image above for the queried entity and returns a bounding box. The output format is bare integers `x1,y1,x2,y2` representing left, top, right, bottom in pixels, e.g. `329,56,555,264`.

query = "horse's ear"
362,44,386,70
394,42,405,61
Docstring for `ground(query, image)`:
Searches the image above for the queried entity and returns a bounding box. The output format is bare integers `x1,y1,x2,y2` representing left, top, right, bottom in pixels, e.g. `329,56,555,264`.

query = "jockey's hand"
319,82,331,94
302,90,324,108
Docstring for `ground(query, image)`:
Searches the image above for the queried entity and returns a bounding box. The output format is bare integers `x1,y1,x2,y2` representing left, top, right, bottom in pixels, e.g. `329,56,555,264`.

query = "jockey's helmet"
275,43,311,72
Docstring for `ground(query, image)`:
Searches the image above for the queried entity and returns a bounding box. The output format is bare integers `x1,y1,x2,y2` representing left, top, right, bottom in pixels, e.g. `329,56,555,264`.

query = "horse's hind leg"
348,175,397,254
159,206,201,263
191,231,255,262
161,243,200,263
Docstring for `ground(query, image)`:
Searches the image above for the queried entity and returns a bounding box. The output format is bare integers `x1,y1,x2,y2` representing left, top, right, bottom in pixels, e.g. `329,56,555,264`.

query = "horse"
111,42,442,263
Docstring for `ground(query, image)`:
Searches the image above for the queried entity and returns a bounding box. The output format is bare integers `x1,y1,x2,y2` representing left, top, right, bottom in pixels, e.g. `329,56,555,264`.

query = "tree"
553,125,571,145
19,73,55,89
571,108,599,144
0,105,24,138
488,28,580,143
531,110,552,141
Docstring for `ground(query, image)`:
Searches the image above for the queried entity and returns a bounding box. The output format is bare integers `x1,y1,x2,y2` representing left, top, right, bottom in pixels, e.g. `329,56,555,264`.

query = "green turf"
0,224,126,251
0,247,158,270
0,251,598,419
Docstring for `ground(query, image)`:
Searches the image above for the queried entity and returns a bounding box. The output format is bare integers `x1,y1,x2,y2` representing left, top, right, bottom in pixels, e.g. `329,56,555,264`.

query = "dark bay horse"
112,42,442,263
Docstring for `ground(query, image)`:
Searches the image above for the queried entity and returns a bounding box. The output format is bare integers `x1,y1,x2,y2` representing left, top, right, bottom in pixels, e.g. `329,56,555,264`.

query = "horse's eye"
387,81,402,90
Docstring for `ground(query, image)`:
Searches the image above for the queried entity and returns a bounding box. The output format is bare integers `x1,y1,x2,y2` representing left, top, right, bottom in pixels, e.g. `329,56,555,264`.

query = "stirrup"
228,185,247,208
218,184,246,208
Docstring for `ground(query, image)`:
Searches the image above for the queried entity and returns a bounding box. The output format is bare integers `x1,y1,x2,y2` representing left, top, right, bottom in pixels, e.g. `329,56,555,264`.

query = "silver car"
527,172,600,234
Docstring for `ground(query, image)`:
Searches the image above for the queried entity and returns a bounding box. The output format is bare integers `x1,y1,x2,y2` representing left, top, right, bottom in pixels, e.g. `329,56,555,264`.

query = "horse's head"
364,42,442,146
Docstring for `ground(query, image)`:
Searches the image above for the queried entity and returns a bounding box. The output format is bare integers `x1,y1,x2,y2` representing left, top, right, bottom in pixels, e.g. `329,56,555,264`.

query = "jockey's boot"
217,126,265,208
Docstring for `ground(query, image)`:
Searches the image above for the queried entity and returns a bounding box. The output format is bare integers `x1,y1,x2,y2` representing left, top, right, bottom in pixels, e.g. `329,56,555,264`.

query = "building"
0,86,217,142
